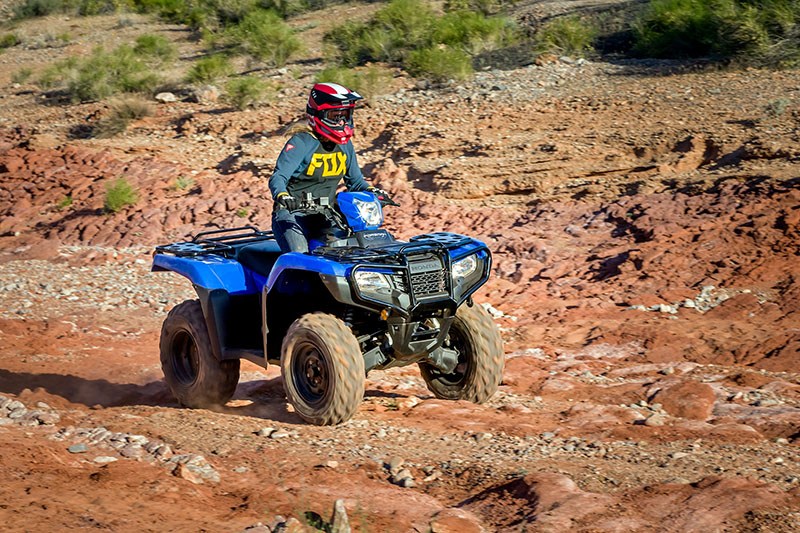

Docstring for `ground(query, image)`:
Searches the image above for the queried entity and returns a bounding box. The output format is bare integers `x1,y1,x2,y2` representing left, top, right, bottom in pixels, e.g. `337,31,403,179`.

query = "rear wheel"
160,299,240,408
420,303,504,403
281,313,365,425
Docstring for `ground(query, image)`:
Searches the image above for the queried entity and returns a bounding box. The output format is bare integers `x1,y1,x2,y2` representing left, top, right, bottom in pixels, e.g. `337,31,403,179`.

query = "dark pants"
272,209,330,253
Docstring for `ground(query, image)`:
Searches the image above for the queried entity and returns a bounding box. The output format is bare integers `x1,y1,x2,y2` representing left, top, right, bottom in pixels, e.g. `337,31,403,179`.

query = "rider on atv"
270,82,387,253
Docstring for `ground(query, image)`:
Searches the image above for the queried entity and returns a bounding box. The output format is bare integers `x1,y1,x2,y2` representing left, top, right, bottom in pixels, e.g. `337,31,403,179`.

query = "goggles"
321,107,353,125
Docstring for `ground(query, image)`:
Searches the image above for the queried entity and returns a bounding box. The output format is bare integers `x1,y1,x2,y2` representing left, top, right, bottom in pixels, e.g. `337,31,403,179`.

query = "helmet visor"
321,107,353,126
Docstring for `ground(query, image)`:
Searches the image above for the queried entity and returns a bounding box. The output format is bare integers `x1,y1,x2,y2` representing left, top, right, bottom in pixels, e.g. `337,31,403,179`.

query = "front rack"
312,235,452,263
155,226,276,258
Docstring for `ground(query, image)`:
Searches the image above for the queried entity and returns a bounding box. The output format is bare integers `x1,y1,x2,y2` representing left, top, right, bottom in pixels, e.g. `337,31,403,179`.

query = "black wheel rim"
292,341,331,406
171,330,199,385
430,327,470,386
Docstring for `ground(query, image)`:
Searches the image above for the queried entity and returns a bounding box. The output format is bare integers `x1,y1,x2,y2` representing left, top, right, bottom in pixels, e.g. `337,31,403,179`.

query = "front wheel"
420,303,504,403
159,299,240,408
281,313,365,425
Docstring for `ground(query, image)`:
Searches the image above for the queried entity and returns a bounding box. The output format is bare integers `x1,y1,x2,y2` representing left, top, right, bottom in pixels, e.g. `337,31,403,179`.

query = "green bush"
0,33,21,49
375,0,436,49
78,0,132,15
226,9,301,66
104,177,139,213
57,195,74,209
633,0,727,57
12,67,33,84
37,45,160,102
407,45,473,82
13,0,67,19
13,0,133,18
36,56,78,90
259,0,306,17
36,45,159,99
444,0,515,16
185,53,233,83
66,45,161,101
534,15,597,57
93,96,154,138
171,175,195,191
225,76,270,109
631,0,800,63
325,0,436,66
133,34,177,65
316,65,394,99
434,9,517,55
325,0,517,80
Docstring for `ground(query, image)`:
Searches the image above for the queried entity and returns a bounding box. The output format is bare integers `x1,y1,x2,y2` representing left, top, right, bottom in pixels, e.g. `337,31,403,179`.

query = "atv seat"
234,240,283,277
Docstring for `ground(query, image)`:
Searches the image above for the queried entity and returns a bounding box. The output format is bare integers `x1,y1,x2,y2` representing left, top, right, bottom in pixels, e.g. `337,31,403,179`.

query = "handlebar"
285,192,401,214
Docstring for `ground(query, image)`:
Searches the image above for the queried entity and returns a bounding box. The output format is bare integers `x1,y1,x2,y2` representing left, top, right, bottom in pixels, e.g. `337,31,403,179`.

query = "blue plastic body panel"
265,252,352,288
152,250,356,295
338,191,383,232
152,231,491,301
152,253,257,295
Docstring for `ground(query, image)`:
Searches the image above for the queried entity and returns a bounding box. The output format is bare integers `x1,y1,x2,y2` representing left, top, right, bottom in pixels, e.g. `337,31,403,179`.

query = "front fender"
265,252,351,292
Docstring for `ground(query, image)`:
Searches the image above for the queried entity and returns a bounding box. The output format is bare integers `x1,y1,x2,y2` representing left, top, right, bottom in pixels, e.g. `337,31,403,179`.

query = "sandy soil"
0,4,799,532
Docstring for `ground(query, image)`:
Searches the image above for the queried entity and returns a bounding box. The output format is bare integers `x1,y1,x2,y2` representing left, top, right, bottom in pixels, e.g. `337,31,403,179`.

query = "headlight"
353,198,383,227
452,254,478,282
353,270,391,294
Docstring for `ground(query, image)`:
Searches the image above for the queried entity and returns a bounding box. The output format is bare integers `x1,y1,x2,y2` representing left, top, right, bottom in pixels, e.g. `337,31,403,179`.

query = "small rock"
330,499,351,533
256,427,275,437
68,443,89,454
239,523,270,533
93,456,118,464
6,400,24,412
644,413,668,427
430,508,486,533
423,471,441,482
387,456,404,474
34,412,60,425
276,517,306,533
324,460,339,469
8,407,28,419
120,443,145,459
154,444,174,460
399,477,416,488
270,430,290,439
391,468,415,487
175,463,205,485
155,92,177,103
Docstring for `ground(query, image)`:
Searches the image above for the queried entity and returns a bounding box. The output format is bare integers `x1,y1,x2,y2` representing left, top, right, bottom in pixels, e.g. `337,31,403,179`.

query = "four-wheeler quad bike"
152,191,504,425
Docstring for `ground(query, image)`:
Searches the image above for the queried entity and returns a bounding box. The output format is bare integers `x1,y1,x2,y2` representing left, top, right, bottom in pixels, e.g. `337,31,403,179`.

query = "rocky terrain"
1,3,799,532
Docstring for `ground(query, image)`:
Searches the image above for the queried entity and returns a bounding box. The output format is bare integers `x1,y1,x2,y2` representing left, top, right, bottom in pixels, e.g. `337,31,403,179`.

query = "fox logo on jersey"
306,152,346,178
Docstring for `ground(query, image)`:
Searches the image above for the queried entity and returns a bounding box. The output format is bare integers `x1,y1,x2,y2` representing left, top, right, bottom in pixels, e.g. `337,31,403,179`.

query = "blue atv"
152,191,504,425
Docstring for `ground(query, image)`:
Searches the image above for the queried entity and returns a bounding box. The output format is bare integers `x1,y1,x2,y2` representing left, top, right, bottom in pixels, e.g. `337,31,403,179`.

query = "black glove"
276,192,299,211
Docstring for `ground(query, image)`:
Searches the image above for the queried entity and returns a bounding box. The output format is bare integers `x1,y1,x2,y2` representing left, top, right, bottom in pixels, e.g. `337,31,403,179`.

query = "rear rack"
155,226,276,258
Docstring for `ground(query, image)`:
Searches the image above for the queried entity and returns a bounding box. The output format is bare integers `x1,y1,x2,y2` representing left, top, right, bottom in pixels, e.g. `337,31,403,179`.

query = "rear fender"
152,253,255,294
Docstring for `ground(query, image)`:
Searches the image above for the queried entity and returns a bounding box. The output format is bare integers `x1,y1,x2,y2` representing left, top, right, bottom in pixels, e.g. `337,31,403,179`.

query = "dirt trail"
1,5,799,532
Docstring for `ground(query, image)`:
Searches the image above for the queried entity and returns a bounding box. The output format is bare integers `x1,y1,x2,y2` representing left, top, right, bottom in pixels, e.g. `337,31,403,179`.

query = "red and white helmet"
306,82,363,144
